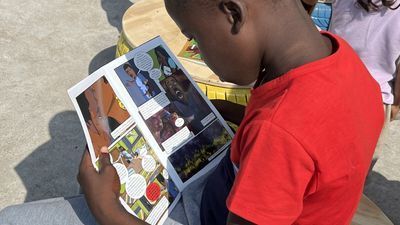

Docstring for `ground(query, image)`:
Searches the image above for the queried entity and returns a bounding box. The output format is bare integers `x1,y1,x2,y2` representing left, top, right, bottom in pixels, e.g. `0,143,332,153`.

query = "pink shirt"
329,0,400,104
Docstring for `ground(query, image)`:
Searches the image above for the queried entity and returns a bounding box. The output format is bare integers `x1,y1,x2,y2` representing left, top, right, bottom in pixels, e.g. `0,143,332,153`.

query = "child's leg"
368,104,392,174
0,195,97,225
0,195,187,225
200,150,235,225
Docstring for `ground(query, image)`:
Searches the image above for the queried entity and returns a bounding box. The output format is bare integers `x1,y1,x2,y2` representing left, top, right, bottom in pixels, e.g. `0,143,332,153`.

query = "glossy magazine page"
68,36,233,224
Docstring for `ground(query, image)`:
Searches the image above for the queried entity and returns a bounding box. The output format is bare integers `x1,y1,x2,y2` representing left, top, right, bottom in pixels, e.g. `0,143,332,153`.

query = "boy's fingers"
78,149,96,182
80,148,94,170
99,153,111,167
99,147,113,174
100,146,109,154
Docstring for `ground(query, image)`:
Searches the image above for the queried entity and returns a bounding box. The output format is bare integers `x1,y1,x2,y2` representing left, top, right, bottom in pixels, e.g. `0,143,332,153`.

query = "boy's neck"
258,0,332,85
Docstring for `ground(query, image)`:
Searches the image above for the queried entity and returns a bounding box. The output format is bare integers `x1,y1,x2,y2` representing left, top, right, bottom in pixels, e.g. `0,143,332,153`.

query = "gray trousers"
0,171,209,225
0,195,185,225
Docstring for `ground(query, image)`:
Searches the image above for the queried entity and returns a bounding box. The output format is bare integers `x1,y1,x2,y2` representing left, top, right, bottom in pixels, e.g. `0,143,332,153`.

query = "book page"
68,71,135,162
68,70,179,225
103,125,179,225
107,37,234,189
69,36,234,202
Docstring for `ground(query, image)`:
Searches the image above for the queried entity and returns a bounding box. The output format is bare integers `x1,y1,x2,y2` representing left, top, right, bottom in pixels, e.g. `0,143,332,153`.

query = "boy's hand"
78,147,120,222
227,212,255,225
78,147,147,225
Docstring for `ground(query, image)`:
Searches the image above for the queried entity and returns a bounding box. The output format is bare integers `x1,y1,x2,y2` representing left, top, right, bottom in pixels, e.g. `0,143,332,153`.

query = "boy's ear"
220,0,247,34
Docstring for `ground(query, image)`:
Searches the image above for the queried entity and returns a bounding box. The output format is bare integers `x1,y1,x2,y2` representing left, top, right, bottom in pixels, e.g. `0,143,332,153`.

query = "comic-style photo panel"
114,45,219,155
145,104,189,145
168,120,232,183
152,45,215,134
159,71,214,134
106,125,179,225
115,59,162,107
153,46,179,77
75,76,133,157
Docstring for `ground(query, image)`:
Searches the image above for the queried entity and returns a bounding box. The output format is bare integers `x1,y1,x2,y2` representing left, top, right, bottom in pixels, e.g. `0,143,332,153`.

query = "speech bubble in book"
138,145,148,157
127,168,136,177
113,163,128,184
175,118,184,128
162,169,169,180
142,155,156,172
149,68,162,80
146,182,161,202
126,174,147,199
134,52,154,72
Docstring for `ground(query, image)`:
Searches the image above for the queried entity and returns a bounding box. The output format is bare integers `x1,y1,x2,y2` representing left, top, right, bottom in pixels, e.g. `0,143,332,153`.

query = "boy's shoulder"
243,32,381,150
248,34,367,113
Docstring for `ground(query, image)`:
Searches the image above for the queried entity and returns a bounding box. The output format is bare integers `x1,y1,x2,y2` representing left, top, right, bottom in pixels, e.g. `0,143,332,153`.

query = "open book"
68,37,234,225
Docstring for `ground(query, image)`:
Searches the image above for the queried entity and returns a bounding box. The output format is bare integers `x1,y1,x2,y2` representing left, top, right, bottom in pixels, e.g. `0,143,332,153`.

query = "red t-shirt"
227,33,384,225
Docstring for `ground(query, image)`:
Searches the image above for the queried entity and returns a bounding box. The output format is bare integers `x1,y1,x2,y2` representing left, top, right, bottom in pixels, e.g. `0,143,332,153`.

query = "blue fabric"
200,150,234,225
168,58,177,69
311,3,332,31
135,73,149,97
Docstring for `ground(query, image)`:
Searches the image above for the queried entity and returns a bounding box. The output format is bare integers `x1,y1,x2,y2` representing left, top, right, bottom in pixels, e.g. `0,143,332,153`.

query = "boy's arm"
227,213,255,225
391,63,400,120
211,100,246,125
78,148,148,225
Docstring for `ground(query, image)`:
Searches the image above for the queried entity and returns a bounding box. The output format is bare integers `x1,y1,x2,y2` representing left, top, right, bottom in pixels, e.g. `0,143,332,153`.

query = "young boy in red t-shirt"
76,0,384,224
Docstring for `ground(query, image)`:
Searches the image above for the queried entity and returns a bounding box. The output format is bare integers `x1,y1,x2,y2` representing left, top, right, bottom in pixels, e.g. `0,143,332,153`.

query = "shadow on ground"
101,0,132,32
365,171,400,224
13,0,132,204
90,0,133,73
88,45,117,74
11,0,133,211
88,0,133,73
15,111,85,202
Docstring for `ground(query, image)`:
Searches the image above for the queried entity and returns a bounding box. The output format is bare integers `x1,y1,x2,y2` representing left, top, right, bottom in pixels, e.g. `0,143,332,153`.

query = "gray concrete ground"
0,0,131,209
0,0,399,224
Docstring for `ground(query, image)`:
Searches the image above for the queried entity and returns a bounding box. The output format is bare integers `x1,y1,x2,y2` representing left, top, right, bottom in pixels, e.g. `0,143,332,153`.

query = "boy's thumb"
99,147,111,171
